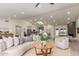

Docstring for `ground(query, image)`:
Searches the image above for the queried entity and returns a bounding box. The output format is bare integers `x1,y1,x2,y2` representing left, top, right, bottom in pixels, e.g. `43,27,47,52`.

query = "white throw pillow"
19,37,24,44
23,37,28,42
13,37,19,46
3,37,13,49
0,39,6,52
8,37,14,46
32,34,39,41
32,34,36,41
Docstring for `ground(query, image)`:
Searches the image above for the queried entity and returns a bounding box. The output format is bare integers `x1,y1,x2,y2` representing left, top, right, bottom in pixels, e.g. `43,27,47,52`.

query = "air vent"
5,20,9,22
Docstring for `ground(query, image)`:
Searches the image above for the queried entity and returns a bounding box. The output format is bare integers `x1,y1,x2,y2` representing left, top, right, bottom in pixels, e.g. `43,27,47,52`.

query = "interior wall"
0,19,55,38
76,16,79,41
0,19,15,33
0,19,34,37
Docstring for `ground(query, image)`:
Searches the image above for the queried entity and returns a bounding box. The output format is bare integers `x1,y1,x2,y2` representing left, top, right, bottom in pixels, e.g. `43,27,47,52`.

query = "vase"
41,41,47,46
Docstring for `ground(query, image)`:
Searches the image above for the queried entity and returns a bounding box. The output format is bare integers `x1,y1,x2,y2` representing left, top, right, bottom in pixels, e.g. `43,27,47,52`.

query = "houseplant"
40,32,49,46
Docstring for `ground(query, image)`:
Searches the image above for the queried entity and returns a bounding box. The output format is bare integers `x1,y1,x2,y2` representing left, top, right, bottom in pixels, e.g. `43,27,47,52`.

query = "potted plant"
40,32,49,46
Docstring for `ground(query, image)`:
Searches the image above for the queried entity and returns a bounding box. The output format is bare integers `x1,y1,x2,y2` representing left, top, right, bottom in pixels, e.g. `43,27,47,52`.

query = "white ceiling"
0,3,79,25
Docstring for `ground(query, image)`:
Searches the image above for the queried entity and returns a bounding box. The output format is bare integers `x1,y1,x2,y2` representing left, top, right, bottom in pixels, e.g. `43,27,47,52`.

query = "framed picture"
77,28,79,33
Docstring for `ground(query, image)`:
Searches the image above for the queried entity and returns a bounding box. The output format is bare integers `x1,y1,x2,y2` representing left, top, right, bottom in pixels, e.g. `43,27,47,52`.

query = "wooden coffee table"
34,42,53,56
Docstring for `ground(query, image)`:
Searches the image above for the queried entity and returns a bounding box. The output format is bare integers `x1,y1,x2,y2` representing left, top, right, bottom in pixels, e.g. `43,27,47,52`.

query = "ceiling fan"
35,3,54,8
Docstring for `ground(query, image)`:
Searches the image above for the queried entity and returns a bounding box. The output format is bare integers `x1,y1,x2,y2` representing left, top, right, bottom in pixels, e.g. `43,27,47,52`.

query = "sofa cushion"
3,37,13,49
55,37,69,49
27,35,33,42
3,41,34,56
0,39,6,52
23,37,28,42
8,37,14,46
19,38,24,44
13,37,19,46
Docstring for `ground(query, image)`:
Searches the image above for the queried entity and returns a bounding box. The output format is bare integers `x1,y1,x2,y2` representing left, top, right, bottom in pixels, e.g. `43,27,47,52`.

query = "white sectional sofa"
0,38,34,56
55,36,69,49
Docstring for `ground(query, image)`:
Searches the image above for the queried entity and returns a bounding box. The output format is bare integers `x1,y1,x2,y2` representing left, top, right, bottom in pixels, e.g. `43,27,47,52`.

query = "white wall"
14,19,34,37
0,19,34,37
0,19,55,38
76,16,79,41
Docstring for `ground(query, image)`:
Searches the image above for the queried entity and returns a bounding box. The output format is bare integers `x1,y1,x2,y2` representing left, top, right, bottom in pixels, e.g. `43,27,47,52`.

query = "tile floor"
24,40,79,56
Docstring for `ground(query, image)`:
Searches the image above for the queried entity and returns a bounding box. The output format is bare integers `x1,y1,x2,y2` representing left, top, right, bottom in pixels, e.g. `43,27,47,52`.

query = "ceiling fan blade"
35,3,40,7
49,3,54,5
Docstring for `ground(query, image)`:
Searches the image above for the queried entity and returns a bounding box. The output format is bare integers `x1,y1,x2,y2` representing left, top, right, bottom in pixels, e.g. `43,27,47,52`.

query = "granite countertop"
55,35,69,38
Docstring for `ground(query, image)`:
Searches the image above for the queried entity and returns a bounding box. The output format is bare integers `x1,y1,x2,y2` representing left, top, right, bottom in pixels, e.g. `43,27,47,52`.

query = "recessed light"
21,12,24,14
67,11,71,15
67,18,70,20
37,21,43,24
50,16,53,18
